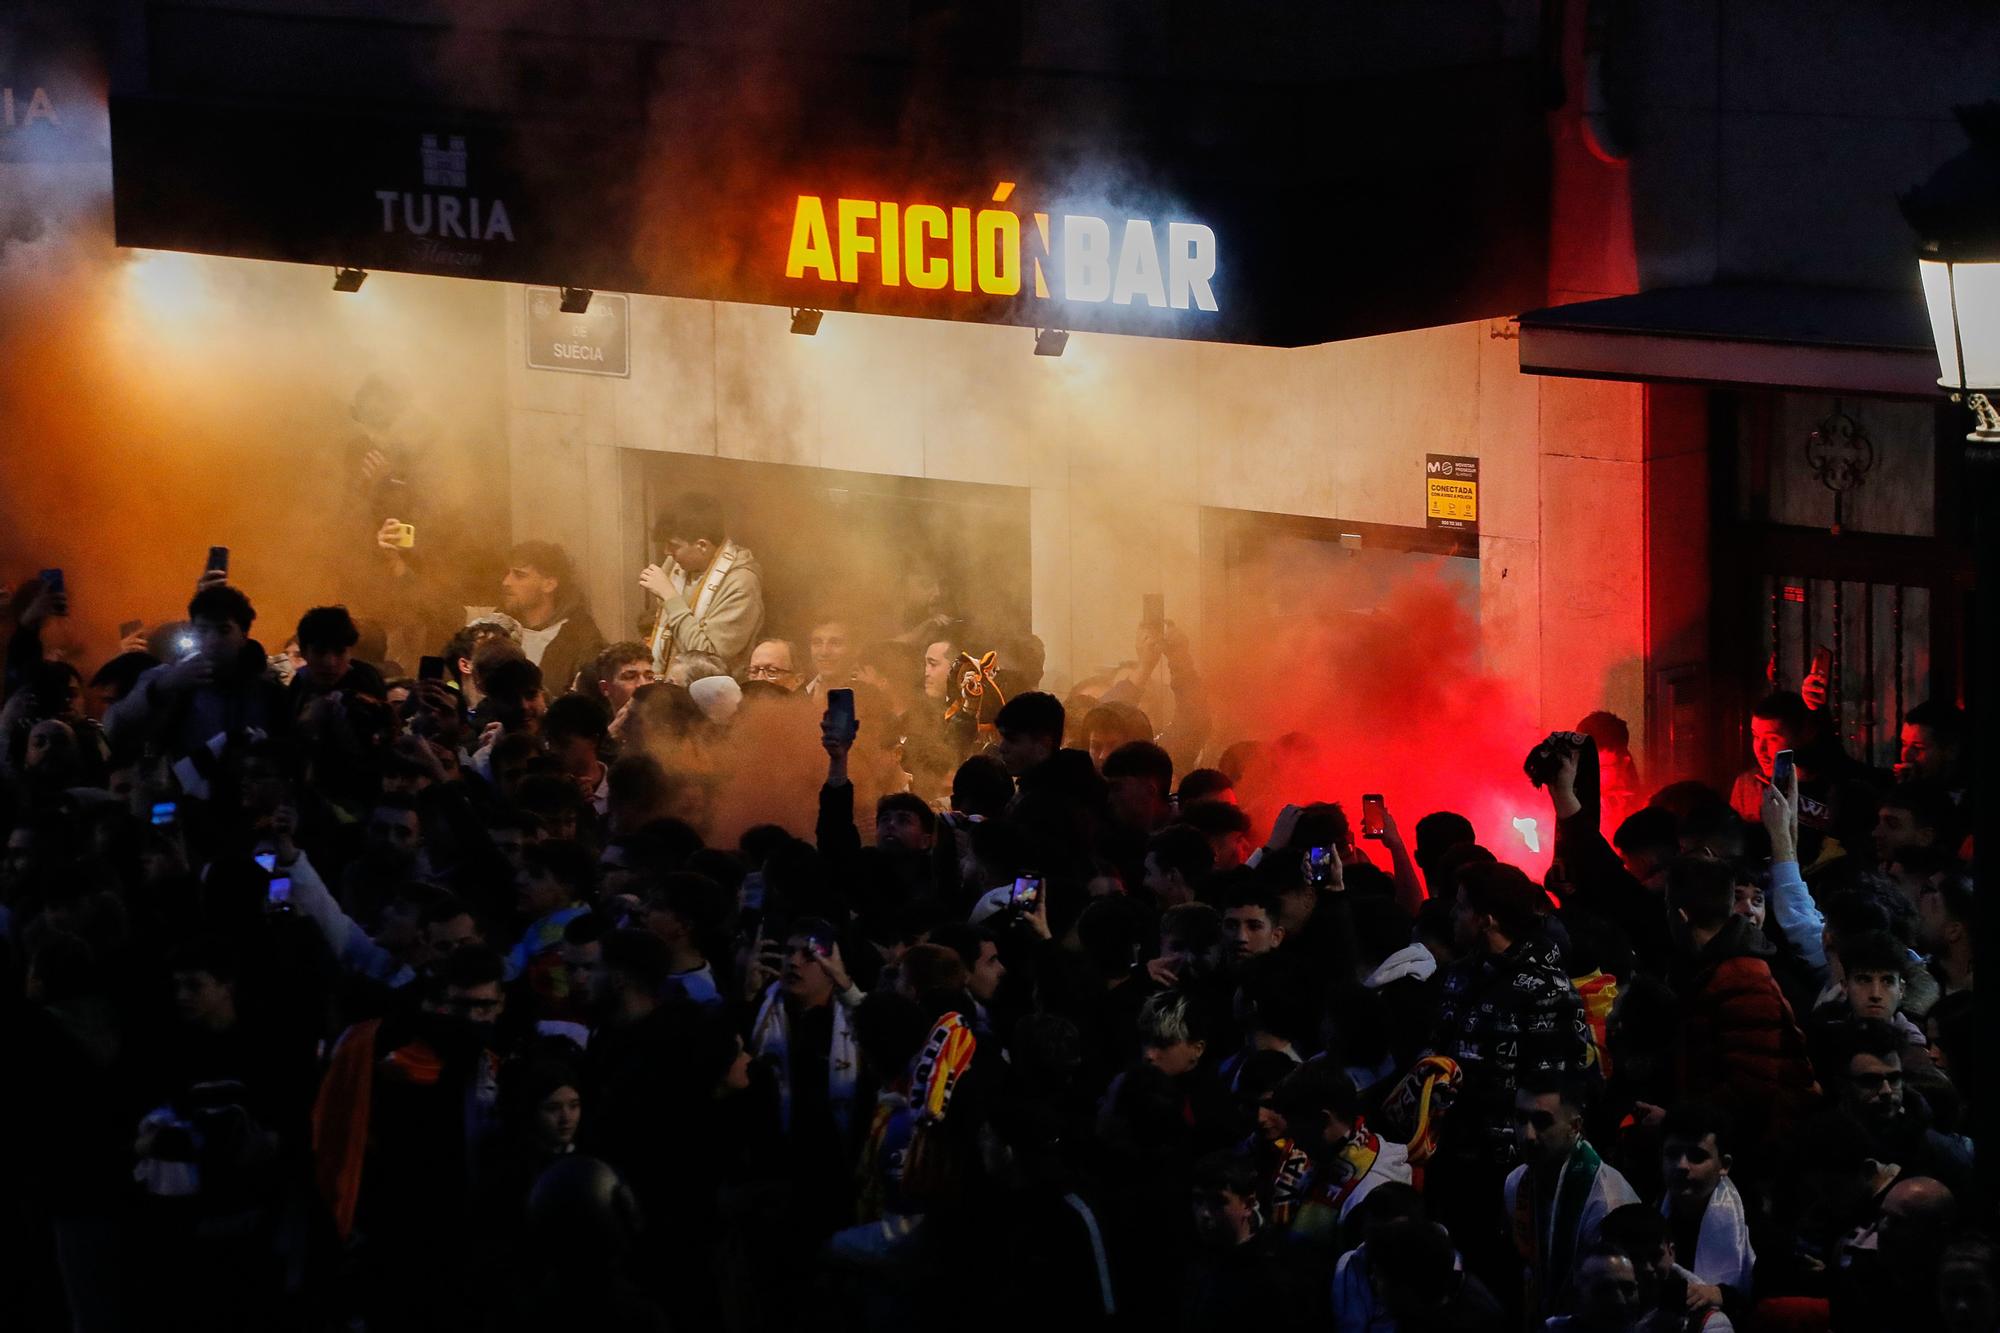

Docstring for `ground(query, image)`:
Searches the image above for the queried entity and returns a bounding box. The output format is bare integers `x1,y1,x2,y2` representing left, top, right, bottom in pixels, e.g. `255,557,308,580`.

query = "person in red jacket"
1665,857,1819,1150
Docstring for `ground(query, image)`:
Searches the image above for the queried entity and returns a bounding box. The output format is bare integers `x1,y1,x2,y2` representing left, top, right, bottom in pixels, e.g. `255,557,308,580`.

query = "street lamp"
1916,252,2000,441
1903,100,1998,1196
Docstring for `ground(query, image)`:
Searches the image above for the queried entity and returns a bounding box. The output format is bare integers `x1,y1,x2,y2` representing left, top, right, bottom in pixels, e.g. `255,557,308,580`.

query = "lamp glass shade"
1921,256,2000,391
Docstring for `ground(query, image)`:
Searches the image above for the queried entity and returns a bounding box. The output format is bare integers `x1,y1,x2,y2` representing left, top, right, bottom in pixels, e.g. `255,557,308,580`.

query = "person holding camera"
105,582,292,765
1534,733,1675,978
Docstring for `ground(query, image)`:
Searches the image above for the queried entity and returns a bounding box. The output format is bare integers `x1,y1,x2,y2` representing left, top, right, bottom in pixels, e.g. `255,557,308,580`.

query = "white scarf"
1364,942,1439,989
652,541,742,675
1663,1174,1756,1290
749,982,860,1138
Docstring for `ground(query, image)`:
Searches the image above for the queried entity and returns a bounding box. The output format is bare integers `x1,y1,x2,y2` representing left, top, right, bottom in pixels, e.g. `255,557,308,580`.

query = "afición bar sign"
784,182,1219,314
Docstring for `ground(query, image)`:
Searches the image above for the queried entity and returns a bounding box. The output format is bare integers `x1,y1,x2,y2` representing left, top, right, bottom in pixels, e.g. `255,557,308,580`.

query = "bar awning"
1517,283,1941,397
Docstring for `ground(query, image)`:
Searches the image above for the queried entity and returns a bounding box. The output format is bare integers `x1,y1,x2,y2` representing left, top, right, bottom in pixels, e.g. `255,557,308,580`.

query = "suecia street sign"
526,286,630,377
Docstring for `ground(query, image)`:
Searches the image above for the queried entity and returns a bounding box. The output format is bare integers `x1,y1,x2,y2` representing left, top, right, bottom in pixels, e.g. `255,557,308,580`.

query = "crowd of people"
0,491,1987,1333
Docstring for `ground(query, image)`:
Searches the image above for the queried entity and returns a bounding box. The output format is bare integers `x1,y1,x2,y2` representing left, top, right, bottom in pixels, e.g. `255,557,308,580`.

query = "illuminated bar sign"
784,182,1218,314
109,71,1546,347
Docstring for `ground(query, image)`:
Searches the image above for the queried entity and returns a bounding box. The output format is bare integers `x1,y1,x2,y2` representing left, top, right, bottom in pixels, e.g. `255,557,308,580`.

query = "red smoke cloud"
1202,564,1557,882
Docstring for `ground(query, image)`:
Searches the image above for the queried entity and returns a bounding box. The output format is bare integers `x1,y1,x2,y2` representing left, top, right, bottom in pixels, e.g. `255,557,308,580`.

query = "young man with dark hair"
1870,779,1954,872
803,615,854,698
1177,767,1236,807
1423,860,1595,1305
949,754,1015,820
1103,739,1174,834
501,540,606,697
1730,690,1812,826
919,633,960,707
1541,743,1675,977
1611,807,1679,890
1181,1150,1311,1331
294,605,363,688
1220,875,1288,963
1830,1017,1974,1200
106,582,290,758
874,792,936,852
640,494,762,678
993,691,1066,777
542,692,612,814
1918,874,1974,998
1657,1103,1755,1318
1895,699,1968,792
1665,854,1817,1149
312,944,509,1319
1505,1073,1639,1321
510,835,594,963
587,641,654,714
1834,929,1916,1027
477,653,547,739
1271,1060,1413,1243
1432,863,1595,1127
1142,822,1214,909
1411,810,1476,895
745,915,866,1223
929,922,1007,1025
1180,798,1254,872
421,894,485,964
444,619,519,711
641,870,731,1011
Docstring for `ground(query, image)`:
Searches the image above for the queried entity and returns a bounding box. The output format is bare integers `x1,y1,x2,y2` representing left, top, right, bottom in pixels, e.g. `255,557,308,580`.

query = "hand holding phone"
205,546,230,578
419,655,447,684
1771,748,1796,792
1801,648,1832,712
1011,873,1045,913
824,688,858,744
1361,794,1386,839
1303,846,1335,889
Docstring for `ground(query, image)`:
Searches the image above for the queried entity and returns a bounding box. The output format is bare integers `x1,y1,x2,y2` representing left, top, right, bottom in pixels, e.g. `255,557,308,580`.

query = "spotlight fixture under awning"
1033,327,1068,357
789,307,823,336
332,266,367,292
559,286,593,314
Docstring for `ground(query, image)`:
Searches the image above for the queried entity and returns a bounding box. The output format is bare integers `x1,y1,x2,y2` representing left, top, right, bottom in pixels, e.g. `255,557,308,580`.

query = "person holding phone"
1727,688,1886,856
105,581,291,763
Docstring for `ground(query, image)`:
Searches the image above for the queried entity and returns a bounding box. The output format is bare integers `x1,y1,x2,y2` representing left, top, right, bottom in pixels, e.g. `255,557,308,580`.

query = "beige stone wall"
505,295,1653,759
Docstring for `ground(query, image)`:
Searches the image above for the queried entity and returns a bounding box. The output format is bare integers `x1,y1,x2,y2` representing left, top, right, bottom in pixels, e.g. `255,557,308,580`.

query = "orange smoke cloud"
0,180,510,669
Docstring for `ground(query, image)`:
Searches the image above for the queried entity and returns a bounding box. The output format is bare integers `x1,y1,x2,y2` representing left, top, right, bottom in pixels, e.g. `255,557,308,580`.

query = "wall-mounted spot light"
332,266,368,293
790,307,824,336
560,286,593,314
1033,327,1069,357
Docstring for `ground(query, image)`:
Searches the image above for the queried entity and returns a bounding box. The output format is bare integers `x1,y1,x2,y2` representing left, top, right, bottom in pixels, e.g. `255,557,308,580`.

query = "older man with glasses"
746,637,803,691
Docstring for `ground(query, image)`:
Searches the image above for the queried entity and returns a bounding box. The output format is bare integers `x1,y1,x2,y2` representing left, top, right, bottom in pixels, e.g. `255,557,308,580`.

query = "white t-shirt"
519,618,567,667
